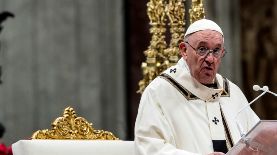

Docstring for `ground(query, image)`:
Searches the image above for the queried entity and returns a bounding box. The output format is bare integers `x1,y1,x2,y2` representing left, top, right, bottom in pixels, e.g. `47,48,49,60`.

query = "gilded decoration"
138,0,205,93
189,0,205,24
165,0,185,65
31,107,118,140
137,0,168,94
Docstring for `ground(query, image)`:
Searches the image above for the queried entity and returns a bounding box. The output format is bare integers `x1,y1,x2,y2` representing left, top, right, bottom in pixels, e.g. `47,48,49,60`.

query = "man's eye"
213,48,221,54
197,47,207,53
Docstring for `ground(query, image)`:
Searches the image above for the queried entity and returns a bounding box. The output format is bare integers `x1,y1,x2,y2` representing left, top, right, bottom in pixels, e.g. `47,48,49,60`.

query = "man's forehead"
187,31,224,46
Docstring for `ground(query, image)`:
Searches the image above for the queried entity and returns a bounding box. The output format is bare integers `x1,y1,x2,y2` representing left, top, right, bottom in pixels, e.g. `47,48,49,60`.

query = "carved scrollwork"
189,0,205,24
147,0,167,25
31,107,118,140
137,0,168,94
165,0,185,66
138,0,205,93
166,0,185,25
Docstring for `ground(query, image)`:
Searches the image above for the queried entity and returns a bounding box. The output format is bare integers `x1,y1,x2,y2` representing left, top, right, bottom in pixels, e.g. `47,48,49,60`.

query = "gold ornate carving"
138,0,205,93
189,0,205,24
147,0,167,26
31,107,118,140
137,0,168,94
164,0,185,65
138,0,186,93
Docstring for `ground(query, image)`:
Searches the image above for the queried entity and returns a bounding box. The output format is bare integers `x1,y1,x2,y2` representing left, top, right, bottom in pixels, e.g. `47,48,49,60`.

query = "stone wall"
0,0,126,144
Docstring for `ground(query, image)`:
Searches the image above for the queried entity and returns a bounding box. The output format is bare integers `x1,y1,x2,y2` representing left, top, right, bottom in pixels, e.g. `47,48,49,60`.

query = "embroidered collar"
160,59,230,101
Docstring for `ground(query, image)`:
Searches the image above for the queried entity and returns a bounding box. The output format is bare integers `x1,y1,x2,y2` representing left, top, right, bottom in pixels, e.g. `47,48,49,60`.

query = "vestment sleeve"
134,88,200,155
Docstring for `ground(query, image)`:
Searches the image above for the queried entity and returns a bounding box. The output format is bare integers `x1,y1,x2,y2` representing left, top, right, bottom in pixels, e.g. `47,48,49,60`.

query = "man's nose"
204,53,215,64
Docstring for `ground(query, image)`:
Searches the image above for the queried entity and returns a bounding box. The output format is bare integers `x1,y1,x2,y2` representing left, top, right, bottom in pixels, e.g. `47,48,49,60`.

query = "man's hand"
207,152,225,155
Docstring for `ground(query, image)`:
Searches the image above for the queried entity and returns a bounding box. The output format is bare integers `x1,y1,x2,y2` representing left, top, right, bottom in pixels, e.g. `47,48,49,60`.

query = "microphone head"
253,85,260,91
262,86,269,91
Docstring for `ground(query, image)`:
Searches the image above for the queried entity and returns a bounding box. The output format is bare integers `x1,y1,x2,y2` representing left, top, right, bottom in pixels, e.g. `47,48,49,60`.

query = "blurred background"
0,0,276,145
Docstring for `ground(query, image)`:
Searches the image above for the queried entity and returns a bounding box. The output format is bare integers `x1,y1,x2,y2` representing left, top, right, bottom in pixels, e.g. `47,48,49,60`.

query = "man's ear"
179,42,187,59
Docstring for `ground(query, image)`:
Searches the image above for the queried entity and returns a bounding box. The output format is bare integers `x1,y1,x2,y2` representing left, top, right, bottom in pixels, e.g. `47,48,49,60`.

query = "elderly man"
134,19,259,155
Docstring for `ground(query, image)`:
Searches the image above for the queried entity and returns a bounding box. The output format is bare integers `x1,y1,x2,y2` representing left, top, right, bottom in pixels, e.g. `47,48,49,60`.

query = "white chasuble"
135,58,260,155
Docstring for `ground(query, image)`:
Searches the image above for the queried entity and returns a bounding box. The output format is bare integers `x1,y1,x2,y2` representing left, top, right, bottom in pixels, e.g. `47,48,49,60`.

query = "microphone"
253,85,277,96
233,85,275,137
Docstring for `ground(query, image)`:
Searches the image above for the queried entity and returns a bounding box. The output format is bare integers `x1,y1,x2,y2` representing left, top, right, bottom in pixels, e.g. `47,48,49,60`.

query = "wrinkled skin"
179,30,224,84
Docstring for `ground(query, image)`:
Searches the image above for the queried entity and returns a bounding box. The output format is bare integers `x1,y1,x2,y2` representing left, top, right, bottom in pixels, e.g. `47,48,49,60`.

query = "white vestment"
135,58,259,155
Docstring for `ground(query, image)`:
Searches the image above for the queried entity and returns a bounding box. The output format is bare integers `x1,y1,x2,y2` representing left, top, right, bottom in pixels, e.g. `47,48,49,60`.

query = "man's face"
179,30,224,84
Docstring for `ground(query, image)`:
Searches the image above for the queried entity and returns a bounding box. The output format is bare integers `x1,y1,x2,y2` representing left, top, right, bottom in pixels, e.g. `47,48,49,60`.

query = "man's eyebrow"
196,41,208,46
215,43,223,47
196,41,222,47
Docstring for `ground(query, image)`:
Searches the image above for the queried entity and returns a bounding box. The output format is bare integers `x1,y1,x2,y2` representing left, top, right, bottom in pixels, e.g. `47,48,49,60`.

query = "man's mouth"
202,67,214,76
203,66,213,71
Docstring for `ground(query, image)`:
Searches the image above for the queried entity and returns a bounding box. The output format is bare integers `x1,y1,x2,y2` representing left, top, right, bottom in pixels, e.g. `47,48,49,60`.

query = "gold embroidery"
159,73,198,100
221,77,230,97
160,73,230,101
220,105,234,150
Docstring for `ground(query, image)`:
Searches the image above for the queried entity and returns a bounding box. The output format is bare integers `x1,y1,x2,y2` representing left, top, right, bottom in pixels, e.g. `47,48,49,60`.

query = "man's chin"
199,74,215,84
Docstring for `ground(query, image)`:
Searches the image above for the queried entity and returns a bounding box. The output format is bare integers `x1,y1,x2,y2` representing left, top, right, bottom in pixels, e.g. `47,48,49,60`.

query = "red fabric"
0,143,7,155
6,146,12,155
0,143,12,155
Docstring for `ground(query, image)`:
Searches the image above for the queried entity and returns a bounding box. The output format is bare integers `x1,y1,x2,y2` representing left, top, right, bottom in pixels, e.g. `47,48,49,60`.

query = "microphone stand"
230,85,277,154
233,87,268,137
